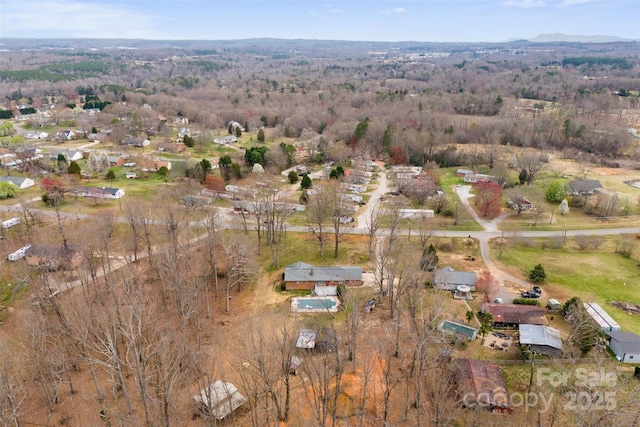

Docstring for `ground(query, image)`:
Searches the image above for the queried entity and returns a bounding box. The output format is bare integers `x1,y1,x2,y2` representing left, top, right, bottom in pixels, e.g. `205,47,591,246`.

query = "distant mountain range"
509,33,634,43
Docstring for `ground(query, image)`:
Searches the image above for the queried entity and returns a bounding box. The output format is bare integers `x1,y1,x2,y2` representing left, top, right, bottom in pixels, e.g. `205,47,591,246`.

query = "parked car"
339,216,355,224
494,298,504,304
533,286,542,294
521,291,540,299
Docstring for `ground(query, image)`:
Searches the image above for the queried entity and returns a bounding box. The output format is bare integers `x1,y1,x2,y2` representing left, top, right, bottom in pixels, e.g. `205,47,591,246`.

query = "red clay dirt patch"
610,301,640,316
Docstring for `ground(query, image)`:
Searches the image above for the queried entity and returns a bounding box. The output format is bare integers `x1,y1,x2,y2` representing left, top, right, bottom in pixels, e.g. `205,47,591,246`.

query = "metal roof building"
605,331,640,363
519,324,563,357
484,304,547,327
193,381,247,420
584,302,621,332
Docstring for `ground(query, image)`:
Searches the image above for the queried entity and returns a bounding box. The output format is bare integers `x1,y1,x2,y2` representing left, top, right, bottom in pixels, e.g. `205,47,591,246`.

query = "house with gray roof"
284,262,363,291
606,331,640,363
519,324,563,357
434,266,477,291
568,179,603,197
70,186,125,199
0,175,35,189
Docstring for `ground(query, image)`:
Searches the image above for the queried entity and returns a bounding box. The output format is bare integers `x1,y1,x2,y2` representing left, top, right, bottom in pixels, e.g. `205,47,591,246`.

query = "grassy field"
492,239,640,332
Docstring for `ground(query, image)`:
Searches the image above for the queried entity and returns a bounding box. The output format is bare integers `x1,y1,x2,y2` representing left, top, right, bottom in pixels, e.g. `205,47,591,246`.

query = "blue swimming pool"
440,320,478,340
291,296,341,313
298,298,337,310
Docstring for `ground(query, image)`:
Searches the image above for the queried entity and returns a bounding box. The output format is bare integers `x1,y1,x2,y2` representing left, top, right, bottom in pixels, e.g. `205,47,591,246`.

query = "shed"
606,331,640,363
546,299,561,310
193,381,247,420
296,329,317,349
518,324,563,357
289,356,303,375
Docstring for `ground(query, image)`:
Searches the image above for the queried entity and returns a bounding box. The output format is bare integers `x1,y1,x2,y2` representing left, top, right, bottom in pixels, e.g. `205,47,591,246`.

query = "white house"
71,186,125,199
464,174,494,184
50,150,84,162
213,135,237,145
398,209,435,219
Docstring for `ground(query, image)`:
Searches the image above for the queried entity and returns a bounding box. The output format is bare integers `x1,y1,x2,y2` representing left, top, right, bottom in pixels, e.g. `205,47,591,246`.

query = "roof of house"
484,304,547,325
434,266,477,286
606,331,640,354
0,176,31,186
454,358,511,410
519,324,563,350
456,168,474,175
193,381,247,420
71,186,123,196
284,262,362,283
508,195,532,205
569,179,603,194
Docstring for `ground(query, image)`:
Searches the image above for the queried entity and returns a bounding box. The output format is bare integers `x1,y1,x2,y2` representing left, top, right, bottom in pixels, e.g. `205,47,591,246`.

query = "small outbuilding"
546,298,561,310
296,329,317,349
193,381,247,420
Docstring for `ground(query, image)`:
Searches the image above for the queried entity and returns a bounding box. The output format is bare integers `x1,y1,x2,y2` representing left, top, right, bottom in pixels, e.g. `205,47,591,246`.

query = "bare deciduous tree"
364,200,382,259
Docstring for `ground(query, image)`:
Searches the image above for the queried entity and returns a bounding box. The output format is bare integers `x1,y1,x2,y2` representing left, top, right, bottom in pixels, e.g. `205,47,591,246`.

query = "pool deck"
291,296,341,313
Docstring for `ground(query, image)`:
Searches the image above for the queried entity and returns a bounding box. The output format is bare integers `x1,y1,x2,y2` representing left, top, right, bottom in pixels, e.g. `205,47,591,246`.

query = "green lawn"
493,242,640,332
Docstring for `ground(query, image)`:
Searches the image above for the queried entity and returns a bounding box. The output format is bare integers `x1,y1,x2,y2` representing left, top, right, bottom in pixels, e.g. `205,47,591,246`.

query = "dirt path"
356,161,390,228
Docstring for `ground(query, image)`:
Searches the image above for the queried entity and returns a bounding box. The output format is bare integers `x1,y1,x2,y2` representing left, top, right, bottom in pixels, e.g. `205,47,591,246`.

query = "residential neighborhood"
0,34,638,427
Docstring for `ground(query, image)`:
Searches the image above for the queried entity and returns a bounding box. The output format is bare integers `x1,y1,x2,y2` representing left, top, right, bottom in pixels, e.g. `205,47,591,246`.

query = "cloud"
0,0,171,39
324,3,342,14
558,0,595,6
503,0,546,8
380,7,408,15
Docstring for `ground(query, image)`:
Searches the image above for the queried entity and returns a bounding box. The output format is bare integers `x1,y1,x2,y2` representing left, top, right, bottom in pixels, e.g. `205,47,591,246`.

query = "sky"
0,0,638,42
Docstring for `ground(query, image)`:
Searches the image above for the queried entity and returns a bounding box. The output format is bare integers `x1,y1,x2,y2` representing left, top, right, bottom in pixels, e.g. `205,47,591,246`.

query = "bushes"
512,298,540,306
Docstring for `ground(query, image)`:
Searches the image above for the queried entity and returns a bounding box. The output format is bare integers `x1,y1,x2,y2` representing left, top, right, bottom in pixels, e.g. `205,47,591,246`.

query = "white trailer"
7,244,31,262
1,217,21,229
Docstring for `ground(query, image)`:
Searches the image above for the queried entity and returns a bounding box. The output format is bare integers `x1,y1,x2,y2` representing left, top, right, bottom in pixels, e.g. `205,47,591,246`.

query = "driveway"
455,185,531,301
